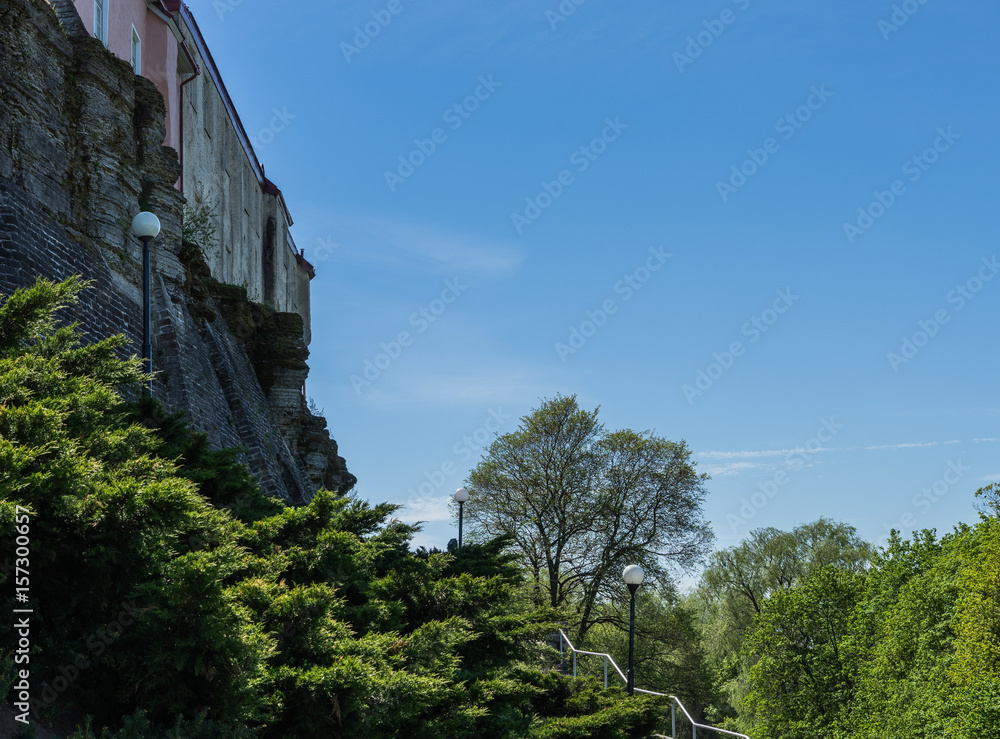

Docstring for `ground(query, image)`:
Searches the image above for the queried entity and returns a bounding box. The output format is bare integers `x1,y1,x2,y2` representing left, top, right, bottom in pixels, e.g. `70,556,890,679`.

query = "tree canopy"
463,394,713,641
694,514,1000,737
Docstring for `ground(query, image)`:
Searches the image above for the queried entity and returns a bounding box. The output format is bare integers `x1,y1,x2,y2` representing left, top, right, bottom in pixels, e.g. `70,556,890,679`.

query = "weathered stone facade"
0,0,355,504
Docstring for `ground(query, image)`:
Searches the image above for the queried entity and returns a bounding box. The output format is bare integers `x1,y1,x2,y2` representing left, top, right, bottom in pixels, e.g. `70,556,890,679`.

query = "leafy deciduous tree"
464,394,713,641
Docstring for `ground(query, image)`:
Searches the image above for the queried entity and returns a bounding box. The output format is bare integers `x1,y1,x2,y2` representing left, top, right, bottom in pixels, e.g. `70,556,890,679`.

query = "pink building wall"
73,0,181,155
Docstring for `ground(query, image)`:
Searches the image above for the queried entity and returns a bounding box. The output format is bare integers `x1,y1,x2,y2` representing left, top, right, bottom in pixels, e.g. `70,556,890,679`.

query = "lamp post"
130,211,161,396
454,487,469,547
623,564,644,696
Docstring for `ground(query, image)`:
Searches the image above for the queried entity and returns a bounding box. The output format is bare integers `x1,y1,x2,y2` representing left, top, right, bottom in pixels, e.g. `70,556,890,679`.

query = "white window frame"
94,0,109,45
130,24,141,74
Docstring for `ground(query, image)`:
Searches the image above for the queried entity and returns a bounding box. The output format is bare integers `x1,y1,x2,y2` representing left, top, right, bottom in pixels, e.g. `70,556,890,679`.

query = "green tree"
844,521,1000,739
700,518,872,635
463,394,713,641
740,565,862,739
695,519,872,728
947,516,1000,738
0,277,270,731
975,481,1000,516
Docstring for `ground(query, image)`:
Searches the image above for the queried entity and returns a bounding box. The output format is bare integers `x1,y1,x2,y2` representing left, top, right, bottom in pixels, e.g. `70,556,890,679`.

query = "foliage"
0,278,669,738
128,397,285,524
694,518,872,727
700,511,1000,739
700,518,872,638
581,590,717,715
182,198,218,249
464,394,713,642
842,519,1000,739
0,277,271,730
528,690,667,738
948,515,1000,738
976,481,1000,516
740,566,862,738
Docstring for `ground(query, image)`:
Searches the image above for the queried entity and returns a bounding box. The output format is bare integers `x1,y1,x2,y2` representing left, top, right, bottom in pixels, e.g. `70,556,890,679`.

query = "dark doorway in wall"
263,216,276,306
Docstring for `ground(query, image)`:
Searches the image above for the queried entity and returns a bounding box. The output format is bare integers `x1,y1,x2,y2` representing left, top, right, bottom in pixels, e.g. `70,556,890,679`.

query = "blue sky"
190,0,998,571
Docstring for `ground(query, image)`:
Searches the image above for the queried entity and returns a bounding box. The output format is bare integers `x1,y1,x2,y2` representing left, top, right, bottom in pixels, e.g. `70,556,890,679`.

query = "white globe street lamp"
130,211,161,397
454,488,469,547
623,564,645,695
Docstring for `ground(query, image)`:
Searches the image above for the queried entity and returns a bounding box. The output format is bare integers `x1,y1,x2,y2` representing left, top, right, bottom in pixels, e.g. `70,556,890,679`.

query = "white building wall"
176,8,312,341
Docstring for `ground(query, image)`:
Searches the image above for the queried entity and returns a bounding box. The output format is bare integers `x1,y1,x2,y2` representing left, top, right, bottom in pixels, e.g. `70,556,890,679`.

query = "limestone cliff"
0,0,355,504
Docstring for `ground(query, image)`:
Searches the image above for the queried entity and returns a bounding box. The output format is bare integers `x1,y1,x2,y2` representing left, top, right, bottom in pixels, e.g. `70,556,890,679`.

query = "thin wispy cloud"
698,436,994,479
698,448,834,460
702,461,765,477
864,441,946,450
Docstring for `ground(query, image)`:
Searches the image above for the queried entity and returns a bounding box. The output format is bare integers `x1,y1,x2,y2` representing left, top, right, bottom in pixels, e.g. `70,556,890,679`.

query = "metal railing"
556,629,751,739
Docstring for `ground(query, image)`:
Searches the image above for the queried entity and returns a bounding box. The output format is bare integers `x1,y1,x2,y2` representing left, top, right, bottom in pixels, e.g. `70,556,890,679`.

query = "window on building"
131,26,142,74
94,0,108,44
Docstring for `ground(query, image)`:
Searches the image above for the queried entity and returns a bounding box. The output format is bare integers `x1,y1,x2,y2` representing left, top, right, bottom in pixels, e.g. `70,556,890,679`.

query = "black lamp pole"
627,581,639,696
454,488,470,548
623,564,644,696
131,212,160,398
140,234,153,397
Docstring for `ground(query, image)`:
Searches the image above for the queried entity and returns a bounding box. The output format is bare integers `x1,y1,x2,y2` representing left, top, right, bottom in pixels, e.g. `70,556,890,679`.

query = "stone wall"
0,0,355,504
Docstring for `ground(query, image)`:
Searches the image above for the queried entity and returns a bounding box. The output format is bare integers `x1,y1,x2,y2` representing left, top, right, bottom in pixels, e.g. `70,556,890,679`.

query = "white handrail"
557,629,751,739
